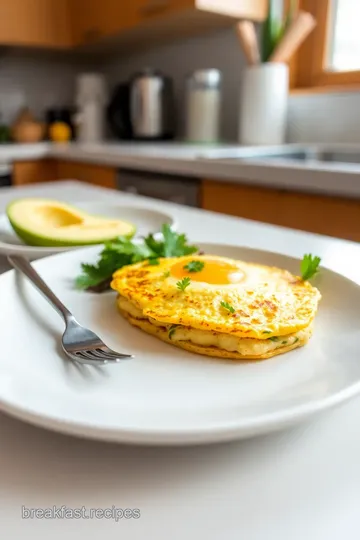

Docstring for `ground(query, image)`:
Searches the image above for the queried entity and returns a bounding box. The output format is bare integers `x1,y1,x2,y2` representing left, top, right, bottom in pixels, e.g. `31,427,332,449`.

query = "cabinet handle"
140,0,170,16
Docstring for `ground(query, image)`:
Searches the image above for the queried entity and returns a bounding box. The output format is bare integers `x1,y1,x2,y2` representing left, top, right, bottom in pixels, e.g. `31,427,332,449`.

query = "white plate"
0,201,176,259
0,243,359,446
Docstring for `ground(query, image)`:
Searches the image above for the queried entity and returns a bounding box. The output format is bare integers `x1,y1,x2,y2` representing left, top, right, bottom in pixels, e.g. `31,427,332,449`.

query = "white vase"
239,63,289,146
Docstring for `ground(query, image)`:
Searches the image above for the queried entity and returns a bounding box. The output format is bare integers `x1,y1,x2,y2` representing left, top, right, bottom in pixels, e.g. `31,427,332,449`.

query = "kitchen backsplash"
288,91,360,144
101,27,360,145
1,35,360,144
0,49,91,124
101,28,248,142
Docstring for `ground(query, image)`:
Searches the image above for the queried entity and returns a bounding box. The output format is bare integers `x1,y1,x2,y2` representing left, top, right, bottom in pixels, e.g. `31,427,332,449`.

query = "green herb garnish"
76,224,198,291
262,331,271,335
220,301,235,314
145,224,198,258
293,337,299,344
168,325,178,340
148,258,160,266
269,336,279,342
183,260,205,273
176,277,191,292
301,254,321,281
163,270,171,278
282,341,287,345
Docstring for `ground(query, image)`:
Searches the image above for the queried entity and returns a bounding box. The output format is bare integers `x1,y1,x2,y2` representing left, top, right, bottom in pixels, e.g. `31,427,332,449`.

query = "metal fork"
8,255,133,366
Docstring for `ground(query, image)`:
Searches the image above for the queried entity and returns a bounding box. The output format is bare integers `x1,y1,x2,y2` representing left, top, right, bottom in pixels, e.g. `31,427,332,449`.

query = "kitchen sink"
198,144,360,166
245,148,360,165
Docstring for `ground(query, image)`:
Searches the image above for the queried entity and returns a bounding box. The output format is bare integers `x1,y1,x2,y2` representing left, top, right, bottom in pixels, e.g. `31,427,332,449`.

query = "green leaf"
144,234,164,257
75,273,101,290
262,0,281,62
284,0,296,32
143,224,198,259
168,324,178,340
220,301,235,314
176,277,191,292
300,254,321,281
148,258,160,266
183,260,205,273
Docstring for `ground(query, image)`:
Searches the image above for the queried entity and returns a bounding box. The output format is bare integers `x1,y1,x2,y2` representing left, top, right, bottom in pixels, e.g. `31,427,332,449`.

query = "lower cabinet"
13,159,118,190
12,160,58,186
55,160,117,189
201,180,360,242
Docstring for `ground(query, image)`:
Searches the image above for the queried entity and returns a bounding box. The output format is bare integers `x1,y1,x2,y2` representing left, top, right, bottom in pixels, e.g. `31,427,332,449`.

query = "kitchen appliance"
75,73,107,143
0,163,12,187
118,168,200,207
185,69,222,144
108,69,175,141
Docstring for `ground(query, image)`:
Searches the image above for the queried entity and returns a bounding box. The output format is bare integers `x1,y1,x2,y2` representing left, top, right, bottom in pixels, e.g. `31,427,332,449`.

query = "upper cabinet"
71,0,268,48
0,0,72,48
71,0,138,46
0,0,267,51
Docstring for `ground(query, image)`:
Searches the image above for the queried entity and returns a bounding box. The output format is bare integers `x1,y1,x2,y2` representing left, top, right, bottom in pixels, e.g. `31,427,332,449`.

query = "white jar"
75,73,107,143
186,69,222,144
239,63,289,145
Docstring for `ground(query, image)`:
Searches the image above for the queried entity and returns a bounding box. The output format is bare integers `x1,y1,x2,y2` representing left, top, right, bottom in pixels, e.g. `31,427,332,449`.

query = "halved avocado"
7,198,136,247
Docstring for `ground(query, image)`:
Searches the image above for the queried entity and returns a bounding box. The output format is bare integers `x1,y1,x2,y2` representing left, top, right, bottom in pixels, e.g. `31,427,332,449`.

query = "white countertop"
1,181,360,539
3,141,360,198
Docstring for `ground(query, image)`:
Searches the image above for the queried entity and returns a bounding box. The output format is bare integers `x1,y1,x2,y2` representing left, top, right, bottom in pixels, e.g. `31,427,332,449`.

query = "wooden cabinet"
71,0,267,47
201,180,360,242
13,160,58,186
13,159,117,189
0,0,267,50
55,161,117,189
0,0,72,48
71,0,137,46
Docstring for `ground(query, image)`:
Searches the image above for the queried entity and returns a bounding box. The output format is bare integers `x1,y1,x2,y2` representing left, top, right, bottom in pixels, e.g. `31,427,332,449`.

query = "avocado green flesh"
7,199,136,247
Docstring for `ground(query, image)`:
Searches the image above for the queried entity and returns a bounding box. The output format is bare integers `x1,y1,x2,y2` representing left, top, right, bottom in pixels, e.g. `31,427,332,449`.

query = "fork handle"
8,255,73,323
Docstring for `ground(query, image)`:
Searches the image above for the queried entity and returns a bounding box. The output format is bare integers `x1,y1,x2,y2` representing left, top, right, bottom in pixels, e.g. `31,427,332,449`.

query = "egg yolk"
170,258,245,285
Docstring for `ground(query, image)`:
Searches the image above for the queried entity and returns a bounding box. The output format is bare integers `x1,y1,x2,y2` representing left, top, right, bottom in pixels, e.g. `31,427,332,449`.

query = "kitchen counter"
3,141,360,198
1,181,360,539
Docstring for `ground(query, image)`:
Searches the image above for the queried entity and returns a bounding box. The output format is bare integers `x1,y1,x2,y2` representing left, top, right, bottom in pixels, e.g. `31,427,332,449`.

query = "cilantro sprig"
76,224,198,292
301,254,321,281
220,301,235,314
168,325,178,340
176,277,191,292
183,260,205,273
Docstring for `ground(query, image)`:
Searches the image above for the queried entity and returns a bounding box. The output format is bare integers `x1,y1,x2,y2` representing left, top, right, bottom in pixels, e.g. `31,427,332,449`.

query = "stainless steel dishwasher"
117,168,200,207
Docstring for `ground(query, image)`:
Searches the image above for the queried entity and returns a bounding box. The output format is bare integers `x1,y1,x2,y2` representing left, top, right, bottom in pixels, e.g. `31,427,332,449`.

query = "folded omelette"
111,255,321,360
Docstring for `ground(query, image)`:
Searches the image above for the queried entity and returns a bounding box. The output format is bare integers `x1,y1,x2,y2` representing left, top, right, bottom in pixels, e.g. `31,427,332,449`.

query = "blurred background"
0,0,359,242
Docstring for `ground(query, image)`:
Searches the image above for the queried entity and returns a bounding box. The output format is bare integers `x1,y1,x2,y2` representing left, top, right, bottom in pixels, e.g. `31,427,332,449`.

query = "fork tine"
104,347,134,359
91,350,122,361
86,350,122,363
72,351,108,366
94,348,133,360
